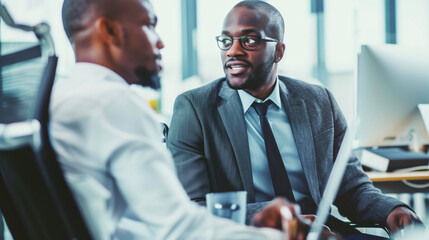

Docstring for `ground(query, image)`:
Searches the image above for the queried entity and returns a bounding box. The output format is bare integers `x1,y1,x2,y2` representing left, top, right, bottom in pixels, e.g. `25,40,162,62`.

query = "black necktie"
252,100,295,202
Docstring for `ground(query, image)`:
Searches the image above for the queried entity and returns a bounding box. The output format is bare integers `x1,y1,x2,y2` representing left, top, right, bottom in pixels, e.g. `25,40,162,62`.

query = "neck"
74,40,112,68
74,45,134,85
245,68,278,100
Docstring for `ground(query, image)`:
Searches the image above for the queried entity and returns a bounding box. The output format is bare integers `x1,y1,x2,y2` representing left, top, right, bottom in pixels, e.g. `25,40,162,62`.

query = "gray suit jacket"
167,76,405,225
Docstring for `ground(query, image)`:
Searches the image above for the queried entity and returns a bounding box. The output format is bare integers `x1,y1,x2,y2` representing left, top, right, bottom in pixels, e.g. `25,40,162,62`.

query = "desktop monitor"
356,44,429,148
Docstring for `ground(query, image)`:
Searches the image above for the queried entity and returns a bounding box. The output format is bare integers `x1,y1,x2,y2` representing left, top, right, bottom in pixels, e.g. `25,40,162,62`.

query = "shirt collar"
237,76,282,113
71,62,128,85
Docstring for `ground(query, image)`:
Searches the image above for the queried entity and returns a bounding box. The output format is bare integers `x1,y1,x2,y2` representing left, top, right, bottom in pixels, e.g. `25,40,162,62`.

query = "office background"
1,0,429,237
2,0,429,121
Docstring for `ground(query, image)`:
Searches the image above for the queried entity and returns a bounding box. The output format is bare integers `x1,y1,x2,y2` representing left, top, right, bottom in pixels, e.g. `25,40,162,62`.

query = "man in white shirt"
50,0,334,239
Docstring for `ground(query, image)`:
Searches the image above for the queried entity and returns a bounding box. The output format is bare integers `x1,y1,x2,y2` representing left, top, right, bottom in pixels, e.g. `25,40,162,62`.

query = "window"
1,0,73,77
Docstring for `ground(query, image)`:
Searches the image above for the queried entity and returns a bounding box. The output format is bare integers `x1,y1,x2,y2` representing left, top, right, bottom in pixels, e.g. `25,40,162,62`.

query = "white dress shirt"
238,79,311,203
49,63,284,240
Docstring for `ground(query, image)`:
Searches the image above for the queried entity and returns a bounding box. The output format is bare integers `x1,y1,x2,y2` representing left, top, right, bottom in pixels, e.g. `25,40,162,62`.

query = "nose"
156,33,165,50
226,39,246,57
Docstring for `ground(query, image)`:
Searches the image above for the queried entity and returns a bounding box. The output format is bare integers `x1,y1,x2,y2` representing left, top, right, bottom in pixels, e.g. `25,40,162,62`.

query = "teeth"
231,65,246,70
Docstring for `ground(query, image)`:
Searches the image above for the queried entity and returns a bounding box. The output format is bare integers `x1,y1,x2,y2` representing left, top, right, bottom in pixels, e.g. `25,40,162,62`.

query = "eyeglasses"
215,35,279,51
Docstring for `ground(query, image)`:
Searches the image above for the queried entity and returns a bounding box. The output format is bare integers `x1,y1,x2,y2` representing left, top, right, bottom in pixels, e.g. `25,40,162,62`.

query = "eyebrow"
221,29,259,35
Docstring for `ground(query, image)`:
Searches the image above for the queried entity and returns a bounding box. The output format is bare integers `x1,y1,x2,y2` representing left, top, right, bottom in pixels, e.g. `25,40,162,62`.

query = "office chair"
0,5,92,240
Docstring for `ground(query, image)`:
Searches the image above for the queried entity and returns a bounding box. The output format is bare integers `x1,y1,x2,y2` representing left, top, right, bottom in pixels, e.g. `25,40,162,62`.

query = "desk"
366,171,429,193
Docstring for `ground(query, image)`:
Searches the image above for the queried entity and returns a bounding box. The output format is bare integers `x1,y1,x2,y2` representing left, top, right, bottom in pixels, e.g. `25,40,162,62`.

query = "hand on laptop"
252,197,341,240
387,206,425,233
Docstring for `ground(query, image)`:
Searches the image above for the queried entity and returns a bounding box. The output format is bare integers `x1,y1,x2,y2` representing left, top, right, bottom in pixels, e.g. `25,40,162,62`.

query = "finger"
297,232,306,240
253,204,283,229
401,216,412,227
301,214,316,223
321,226,341,240
390,222,400,233
322,225,330,232
293,204,301,216
400,212,420,228
281,206,297,239
281,206,293,221
287,219,299,240
281,206,311,240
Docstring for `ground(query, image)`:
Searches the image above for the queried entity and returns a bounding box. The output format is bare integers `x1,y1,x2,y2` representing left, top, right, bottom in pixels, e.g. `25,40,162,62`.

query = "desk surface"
366,171,429,182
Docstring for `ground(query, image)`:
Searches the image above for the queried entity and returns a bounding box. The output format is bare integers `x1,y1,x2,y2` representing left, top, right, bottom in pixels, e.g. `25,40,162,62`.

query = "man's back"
50,62,170,237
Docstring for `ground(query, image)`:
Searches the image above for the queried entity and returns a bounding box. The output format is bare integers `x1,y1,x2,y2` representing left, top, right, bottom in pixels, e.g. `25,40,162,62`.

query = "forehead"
122,0,153,20
222,7,269,34
140,0,156,19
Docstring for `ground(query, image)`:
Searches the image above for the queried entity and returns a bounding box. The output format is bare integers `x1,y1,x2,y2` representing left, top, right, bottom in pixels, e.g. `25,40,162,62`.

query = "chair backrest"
0,5,92,240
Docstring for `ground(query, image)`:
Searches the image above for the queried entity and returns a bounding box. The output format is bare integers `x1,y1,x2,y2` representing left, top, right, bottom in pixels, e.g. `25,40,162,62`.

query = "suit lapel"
279,81,321,204
218,81,255,202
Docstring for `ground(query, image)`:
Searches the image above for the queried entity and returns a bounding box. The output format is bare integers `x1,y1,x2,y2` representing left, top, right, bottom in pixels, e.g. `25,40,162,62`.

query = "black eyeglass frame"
215,35,279,51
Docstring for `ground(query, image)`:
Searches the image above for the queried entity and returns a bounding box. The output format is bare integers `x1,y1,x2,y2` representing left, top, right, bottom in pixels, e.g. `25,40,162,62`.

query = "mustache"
224,58,252,68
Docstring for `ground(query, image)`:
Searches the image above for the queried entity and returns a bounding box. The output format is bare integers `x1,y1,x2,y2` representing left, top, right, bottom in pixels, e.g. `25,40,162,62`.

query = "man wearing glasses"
167,0,420,239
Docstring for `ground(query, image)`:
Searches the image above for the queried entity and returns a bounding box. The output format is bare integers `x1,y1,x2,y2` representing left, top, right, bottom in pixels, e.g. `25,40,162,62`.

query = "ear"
94,17,124,47
274,42,285,63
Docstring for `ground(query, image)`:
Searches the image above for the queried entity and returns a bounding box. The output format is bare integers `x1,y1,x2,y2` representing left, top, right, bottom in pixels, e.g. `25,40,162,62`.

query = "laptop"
306,119,359,240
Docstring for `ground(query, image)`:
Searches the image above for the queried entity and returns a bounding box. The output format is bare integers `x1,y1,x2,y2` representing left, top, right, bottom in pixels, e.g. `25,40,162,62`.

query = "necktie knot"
252,100,272,117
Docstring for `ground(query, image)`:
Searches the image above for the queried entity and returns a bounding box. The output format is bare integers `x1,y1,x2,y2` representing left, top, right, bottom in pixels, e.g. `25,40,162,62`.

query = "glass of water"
206,191,247,224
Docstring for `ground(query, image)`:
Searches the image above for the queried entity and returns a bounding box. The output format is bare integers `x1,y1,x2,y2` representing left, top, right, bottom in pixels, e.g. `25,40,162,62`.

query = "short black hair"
62,0,118,41
62,0,94,40
234,0,285,42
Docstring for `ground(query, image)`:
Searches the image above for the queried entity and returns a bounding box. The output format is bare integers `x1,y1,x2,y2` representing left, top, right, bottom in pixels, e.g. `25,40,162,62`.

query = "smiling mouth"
230,65,246,70
228,65,248,75
226,62,249,75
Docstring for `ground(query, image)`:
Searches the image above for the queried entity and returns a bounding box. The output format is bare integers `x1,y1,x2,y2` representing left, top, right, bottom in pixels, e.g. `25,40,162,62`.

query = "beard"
123,27,162,90
226,56,275,91
134,66,161,90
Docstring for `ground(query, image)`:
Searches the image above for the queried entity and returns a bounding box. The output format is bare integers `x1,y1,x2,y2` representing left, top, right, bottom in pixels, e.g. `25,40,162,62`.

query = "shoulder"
174,78,225,106
278,75,339,111
51,78,132,115
278,75,328,97
181,78,224,97
51,75,158,132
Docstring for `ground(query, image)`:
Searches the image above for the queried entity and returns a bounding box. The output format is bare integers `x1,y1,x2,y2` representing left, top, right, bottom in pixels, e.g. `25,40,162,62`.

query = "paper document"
418,104,429,137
